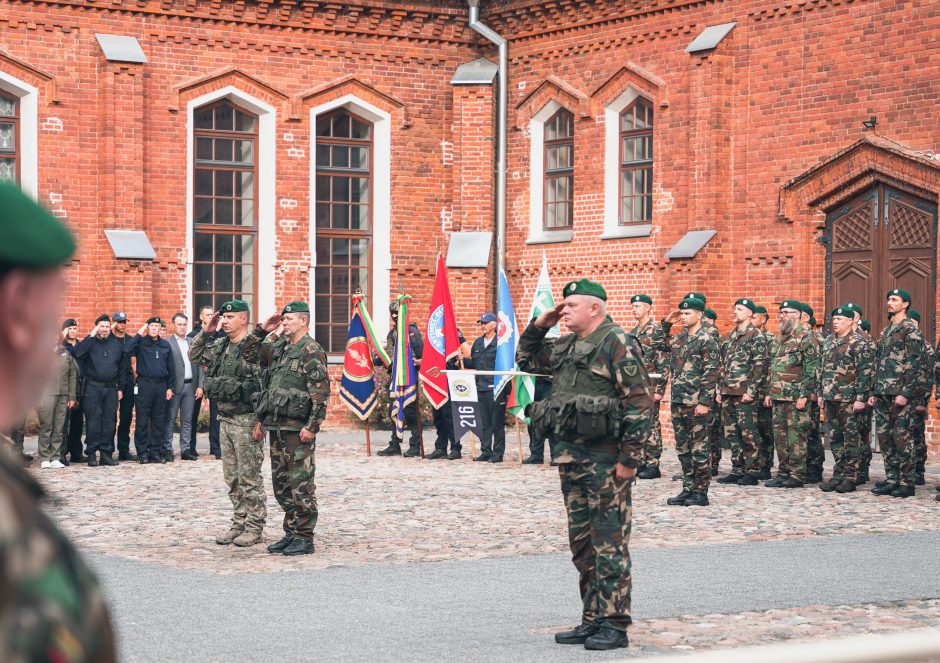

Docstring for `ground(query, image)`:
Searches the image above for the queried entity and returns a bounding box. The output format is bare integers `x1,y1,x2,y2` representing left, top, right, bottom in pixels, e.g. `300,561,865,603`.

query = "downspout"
467,0,508,294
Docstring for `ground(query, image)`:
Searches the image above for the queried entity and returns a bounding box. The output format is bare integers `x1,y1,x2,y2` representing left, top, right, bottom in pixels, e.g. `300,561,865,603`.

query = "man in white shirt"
165,312,204,461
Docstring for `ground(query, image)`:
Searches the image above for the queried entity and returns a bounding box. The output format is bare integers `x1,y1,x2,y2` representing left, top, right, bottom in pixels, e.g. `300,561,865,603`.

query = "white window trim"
308,94,391,341
602,87,653,240
0,71,38,199
186,86,276,321
527,100,574,244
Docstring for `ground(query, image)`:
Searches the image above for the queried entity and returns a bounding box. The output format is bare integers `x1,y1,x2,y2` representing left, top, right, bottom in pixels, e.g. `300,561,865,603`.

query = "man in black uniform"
71,314,124,466
376,300,424,457
109,311,137,461
125,317,175,463
467,312,508,463
427,329,470,460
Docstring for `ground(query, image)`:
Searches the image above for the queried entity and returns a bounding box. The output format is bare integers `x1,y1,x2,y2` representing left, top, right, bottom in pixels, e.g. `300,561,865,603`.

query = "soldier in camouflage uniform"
653,297,721,506
798,303,825,483
906,309,932,486
702,306,724,475
190,299,267,547
842,304,875,483
0,182,116,662
817,307,874,493
244,301,330,556
869,289,928,498
630,294,669,479
715,298,769,486
517,279,652,651
765,300,819,488
752,305,775,479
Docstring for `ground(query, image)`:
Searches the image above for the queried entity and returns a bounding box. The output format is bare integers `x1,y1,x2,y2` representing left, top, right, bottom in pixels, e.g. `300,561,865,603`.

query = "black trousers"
83,384,118,455
135,380,168,459
65,404,85,460
116,385,134,455
190,396,222,456
388,401,420,448
479,390,508,458
528,420,550,459
433,404,459,452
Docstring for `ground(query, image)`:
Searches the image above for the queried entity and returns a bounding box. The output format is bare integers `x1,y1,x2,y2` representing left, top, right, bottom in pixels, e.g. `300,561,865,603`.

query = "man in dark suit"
165,313,204,461
189,304,222,459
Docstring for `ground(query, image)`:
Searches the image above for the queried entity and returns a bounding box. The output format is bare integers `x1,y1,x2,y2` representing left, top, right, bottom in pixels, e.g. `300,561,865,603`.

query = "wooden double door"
827,184,938,339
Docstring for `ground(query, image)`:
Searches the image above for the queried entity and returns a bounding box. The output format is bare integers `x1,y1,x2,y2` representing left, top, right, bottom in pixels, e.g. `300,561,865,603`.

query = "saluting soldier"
653,297,721,506
765,300,819,488
190,300,267,547
630,294,669,479
517,279,652,651
817,306,874,493
715,298,769,486
125,317,176,464
906,309,933,487
752,305,775,479
244,301,330,556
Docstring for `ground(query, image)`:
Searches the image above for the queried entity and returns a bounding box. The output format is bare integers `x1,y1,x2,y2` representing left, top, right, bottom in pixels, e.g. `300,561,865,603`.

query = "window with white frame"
602,88,654,239
0,92,19,183
528,101,575,243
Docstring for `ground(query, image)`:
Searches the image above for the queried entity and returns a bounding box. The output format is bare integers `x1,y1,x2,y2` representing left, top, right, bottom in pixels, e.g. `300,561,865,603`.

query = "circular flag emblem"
427,305,446,354
497,311,514,345
343,338,373,379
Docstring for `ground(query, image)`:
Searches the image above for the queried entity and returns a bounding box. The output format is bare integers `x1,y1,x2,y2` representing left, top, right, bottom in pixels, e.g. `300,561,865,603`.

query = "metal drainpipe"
467,0,508,297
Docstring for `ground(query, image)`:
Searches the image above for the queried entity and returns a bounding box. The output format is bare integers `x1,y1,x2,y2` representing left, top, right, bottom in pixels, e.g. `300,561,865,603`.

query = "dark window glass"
543,108,573,230
0,93,18,183
619,97,654,225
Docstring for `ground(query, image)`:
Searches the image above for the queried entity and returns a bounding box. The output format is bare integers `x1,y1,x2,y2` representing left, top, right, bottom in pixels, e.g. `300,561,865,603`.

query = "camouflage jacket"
516,320,653,467
873,317,929,399
190,329,264,417
757,328,776,400
916,335,935,405
702,320,722,343
631,318,670,396
767,327,819,401
720,323,769,398
0,439,117,663
652,322,721,407
818,332,875,402
243,327,330,432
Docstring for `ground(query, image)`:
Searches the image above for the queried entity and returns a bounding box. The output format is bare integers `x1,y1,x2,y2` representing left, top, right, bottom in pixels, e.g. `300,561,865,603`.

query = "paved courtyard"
22,431,940,661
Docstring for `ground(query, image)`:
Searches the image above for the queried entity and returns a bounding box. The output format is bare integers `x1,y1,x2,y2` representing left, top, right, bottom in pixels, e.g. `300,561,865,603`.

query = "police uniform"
71,315,124,466
125,318,176,463
109,312,137,460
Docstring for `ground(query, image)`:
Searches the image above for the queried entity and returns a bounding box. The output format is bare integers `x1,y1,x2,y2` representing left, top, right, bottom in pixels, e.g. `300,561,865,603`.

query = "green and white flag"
509,254,558,421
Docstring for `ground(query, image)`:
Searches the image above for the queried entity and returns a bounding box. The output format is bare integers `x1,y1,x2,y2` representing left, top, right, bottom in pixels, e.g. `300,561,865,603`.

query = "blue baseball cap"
477,313,497,323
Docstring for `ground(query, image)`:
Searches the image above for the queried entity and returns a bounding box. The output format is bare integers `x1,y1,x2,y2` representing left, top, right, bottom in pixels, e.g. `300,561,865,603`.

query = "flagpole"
416,407,425,458
365,420,372,456
515,418,523,464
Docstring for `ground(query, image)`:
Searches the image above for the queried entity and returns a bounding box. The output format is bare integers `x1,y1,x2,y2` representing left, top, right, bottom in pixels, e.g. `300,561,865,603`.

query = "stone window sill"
600,224,653,240
525,229,574,245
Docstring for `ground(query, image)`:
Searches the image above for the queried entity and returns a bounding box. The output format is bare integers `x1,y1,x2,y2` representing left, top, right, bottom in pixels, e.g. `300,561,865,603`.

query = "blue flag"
494,268,518,398
339,309,378,420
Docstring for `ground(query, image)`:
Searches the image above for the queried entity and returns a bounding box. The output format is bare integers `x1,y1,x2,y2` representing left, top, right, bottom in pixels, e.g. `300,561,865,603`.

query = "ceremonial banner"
446,370,484,449
509,254,557,421
338,309,378,420
419,254,460,409
389,294,418,437
354,296,391,368
494,268,519,398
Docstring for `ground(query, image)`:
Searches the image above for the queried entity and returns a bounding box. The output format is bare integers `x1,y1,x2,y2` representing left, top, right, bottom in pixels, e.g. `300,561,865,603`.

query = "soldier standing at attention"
715,299,769,486
869,289,928,498
765,301,819,488
125,317,176,464
630,294,669,479
653,297,721,506
244,302,330,556
517,279,651,651
798,303,825,484
701,306,724,476
0,181,116,662
817,307,874,493
752,305,775,479
190,300,267,547
905,309,932,486
109,311,137,461
842,304,875,483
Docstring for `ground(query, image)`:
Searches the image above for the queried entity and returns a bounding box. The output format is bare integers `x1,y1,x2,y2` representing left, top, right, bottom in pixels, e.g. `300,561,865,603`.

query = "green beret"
282,301,310,314
843,302,863,316
563,279,607,301
887,288,911,303
779,300,801,312
860,320,872,332
809,315,817,326
0,182,76,270
803,303,815,317
735,298,756,313
679,298,705,312
831,306,852,319
704,308,717,320
909,309,921,322
147,316,163,325
631,294,652,305
684,292,706,304
221,299,249,313
753,305,768,315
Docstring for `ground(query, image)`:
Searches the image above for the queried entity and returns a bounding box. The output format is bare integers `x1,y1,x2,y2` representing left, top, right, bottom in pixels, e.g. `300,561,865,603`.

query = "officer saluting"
125,317,176,463
517,279,652,652
71,314,124,466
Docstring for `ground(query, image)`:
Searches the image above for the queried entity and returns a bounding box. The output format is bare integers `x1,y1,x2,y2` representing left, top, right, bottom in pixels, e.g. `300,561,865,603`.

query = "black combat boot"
119,451,138,462
446,449,462,460
554,623,600,645
282,538,315,556
473,453,492,462
737,474,759,486
426,449,447,460
99,453,118,466
834,480,856,493
86,453,99,467
266,536,293,553
683,491,710,506
181,451,197,461
819,478,840,492
716,473,743,484
583,627,628,650
403,445,421,458
764,475,788,487
376,443,402,457
522,455,544,465
666,491,690,506
781,478,804,488
890,485,915,498
757,467,772,480
871,482,898,496
637,466,661,479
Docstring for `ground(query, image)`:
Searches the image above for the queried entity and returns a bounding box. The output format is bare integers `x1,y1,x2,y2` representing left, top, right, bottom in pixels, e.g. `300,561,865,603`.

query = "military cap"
704,308,717,320
753,305,768,315
909,309,921,322
221,299,249,313
685,292,706,304
887,288,911,303
779,300,801,311
860,319,872,332
803,303,815,317
631,294,653,305
831,306,852,319
843,302,863,316
62,318,77,329
0,182,75,271
809,315,817,326
160,320,167,328
147,316,163,325
679,298,705,312
282,301,310,315
563,279,607,301
112,311,127,323
735,298,756,313
95,314,110,325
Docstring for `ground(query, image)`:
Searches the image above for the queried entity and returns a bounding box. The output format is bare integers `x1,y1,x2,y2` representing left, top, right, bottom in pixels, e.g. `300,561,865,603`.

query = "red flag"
419,254,460,409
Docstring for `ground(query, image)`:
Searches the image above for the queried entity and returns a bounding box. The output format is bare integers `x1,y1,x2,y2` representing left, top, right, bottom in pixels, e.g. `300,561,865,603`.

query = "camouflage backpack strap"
206,335,230,378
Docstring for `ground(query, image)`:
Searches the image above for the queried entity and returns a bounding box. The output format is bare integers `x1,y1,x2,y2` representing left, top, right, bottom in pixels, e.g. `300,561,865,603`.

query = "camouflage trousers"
559,461,633,632
806,401,824,477
641,400,662,468
757,404,774,472
858,408,874,478
912,403,928,480
269,429,318,541
771,401,811,481
720,396,761,477
671,404,711,492
823,401,865,483
707,411,723,471
220,413,267,534
874,398,917,487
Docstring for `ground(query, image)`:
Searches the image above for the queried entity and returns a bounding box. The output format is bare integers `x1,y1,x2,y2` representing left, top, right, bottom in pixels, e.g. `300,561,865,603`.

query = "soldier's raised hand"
260,312,283,332
664,309,681,324
535,302,564,330
205,311,221,334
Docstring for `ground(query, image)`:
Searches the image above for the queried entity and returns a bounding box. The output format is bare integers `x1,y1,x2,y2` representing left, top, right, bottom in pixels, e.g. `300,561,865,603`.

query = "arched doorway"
826,183,938,339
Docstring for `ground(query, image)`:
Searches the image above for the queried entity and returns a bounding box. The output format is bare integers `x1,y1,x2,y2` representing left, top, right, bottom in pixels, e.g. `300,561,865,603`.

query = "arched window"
192,100,259,315
544,108,574,230
619,97,653,225
0,92,19,183
314,108,373,354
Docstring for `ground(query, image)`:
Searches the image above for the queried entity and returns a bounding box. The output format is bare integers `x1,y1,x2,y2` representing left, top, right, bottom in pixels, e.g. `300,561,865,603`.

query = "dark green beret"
843,302,863,316
909,309,921,322
779,300,801,311
860,320,872,332
563,279,607,301
221,299,249,313
809,315,817,326
753,305,768,315
735,298,756,313
684,292,706,304
282,301,310,314
631,294,652,305
0,182,76,270
831,306,851,319
704,308,717,320
803,303,815,317
887,288,911,303
147,316,163,325
679,298,705,312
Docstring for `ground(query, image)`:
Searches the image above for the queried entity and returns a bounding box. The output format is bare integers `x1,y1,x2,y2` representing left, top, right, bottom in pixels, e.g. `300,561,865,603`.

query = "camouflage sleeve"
242,326,273,366
799,335,820,400
855,337,875,403
650,321,673,354
188,329,219,366
746,332,769,400
516,323,556,374
816,338,830,399
304,343,331,433
900,329,928,400
609,334,653,467
654,348,670,395
698,335,721,408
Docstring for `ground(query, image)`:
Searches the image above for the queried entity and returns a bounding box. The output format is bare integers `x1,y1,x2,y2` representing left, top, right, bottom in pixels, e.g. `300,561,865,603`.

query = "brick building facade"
1,0,939,453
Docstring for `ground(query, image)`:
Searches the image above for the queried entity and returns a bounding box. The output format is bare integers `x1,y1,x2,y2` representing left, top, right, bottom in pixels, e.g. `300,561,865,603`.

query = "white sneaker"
49,460,66,469
40,460,51,469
